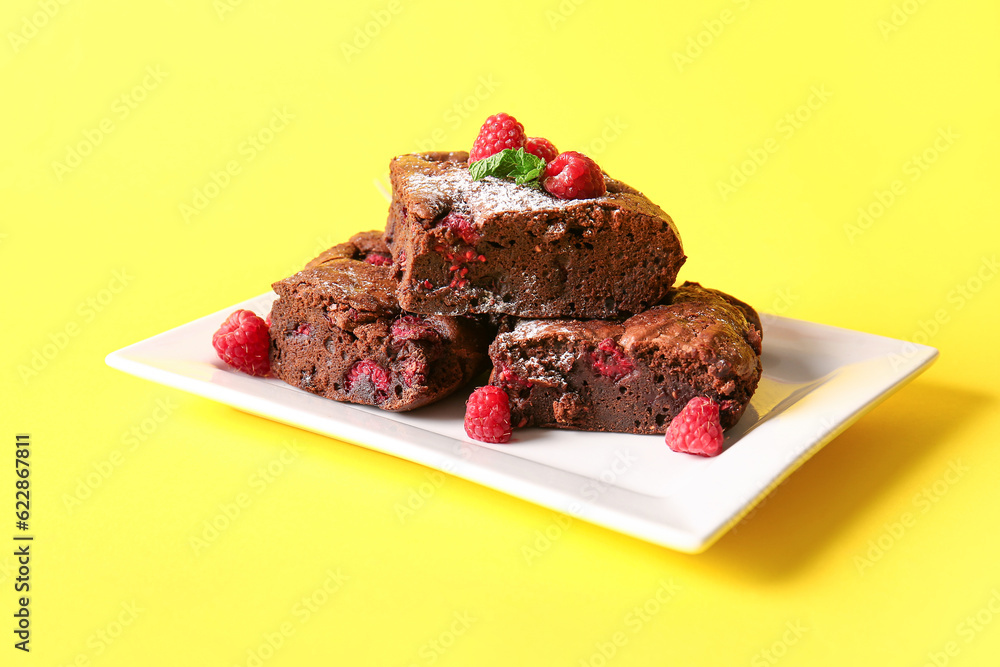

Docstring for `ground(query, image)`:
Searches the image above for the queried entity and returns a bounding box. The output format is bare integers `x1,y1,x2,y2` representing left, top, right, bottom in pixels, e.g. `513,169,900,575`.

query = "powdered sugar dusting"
509,319,574,340
406,168,599,218
506,318,620,343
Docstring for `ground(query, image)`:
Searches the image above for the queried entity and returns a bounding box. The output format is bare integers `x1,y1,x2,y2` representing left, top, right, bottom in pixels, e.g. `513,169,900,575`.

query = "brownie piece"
269,231,492,412
384,151,686,319
487,282,763,435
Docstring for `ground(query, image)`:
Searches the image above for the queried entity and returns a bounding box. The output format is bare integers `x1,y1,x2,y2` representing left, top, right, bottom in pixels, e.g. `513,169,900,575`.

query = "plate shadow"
686,380,992,582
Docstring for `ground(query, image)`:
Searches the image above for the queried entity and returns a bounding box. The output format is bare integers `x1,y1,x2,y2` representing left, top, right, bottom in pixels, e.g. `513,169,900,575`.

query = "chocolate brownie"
269,231,493,412
487,282,763,435
384,151,686,319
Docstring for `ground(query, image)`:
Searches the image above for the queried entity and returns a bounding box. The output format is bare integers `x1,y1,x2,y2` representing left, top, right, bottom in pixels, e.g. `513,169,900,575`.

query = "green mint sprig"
469,148,545,188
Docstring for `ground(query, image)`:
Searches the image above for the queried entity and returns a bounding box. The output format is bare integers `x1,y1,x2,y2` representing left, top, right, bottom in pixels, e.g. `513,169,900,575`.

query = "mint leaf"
469,149,517,180
470,148,546,188
511,151,545,186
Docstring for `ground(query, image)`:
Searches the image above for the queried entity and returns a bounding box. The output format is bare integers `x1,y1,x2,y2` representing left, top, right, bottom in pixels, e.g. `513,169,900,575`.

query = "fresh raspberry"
524,137,558,163
664,397,725,457
469,113,526,162
590,338,634,382
391,315,441,344
436,211,481,245
212,309,271,377
464,386,512,444
542,151,607,200
344,360,391,398
364,252,392,266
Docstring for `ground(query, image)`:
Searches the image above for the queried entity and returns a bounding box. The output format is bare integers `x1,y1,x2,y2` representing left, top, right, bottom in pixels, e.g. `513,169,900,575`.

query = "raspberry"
344,360,391,399
364,252,392,266
464,386,512,444
469,112,526,163
391,315,441,344
664,397,725,457
590,338,634,382
400,357,429,387
494,362,531,394
293,323,311,337
436,211,480,245
524,137,558,163
542,151,607,200
432,228,486,290
212,309,271,377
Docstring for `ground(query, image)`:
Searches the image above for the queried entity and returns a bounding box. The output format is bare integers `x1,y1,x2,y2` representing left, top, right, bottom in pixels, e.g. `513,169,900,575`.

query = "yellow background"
3,0,999,665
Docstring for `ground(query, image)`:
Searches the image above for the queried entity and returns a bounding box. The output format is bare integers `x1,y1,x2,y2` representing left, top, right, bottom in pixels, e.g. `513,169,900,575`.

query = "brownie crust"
384,151,686,319
487,282,763,434
269,231,492,412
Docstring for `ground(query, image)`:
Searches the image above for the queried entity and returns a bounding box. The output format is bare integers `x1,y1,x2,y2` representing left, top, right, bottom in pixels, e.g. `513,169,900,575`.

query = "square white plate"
106,293,937,553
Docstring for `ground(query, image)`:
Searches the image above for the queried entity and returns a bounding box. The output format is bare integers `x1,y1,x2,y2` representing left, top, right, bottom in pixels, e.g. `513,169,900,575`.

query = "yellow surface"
3,0,999,665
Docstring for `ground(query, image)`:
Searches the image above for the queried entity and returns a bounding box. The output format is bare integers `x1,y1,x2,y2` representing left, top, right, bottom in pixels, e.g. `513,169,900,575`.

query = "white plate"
106,293,937,553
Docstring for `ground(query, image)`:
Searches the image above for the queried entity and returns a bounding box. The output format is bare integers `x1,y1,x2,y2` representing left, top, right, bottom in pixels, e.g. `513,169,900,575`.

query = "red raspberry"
494,362,531,392
590,338,634,382
344,360,391,394
665,397,725,457
436,211,481,245
464,386,512,444
364,252,392,266
212,309,271,377
391,315,441,345
400,357,429,387
469,113,526,163
524,137,558,163
542,151,607,200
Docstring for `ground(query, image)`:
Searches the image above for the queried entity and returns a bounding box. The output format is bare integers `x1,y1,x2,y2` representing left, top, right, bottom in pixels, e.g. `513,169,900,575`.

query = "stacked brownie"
384,152,686,319
269,150,762,437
